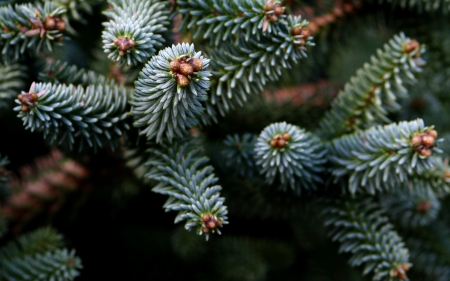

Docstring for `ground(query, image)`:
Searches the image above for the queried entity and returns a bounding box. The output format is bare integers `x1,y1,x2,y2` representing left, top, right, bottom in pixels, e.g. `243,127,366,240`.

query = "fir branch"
207,16,312,116
177,0,288,42
380,186,440,229
0,61,27,109
1,248,82,281
0,227,64,262
0,2,66,60
325,198,411,281
15,82,131,151
38,59,112,86
145,138,228,240
317,33,424,140
132,43,211,143
328,119,441,194
222,133,258,178
254,122,326,194
102,0,170,65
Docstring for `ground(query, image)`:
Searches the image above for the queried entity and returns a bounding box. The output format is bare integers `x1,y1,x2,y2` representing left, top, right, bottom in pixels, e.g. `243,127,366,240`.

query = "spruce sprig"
102,0,170,65
207,16,312,116
318,33,424,140
254,122,326,194
15,82,131,151
0,2,66,60
145,139,228,240
132,43,211,143
328,119,441,194
177,0,288,42
325,198,411,281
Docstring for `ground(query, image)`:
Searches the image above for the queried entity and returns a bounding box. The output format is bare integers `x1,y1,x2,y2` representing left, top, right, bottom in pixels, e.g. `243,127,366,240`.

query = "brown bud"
300,28,310,39
169,59,180,73
201,213,212,223
17,94,24,102
274,5,284,16
269,14,278,22
206,220,216,229
264,2,275,11
416,201,431,213
282,133,290,142
277,138,286,148
202,227,209,233
427,129,438,139
21,105,29,112
411,134,422,147
422,135,435,147
444,171,450,178
44,16,56,30
403,40,420,54
419,147,432,157
114,37,135,54
55,18,66,32
31,93,38,102
179,62,194,76
176,74,190,87
291,26,302,36
216,219,222,227
189,58,203,72
270,139,277,147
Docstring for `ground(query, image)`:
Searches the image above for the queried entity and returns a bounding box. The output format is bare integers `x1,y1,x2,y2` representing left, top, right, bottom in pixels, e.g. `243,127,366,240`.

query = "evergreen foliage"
145,138,228,240
102,0,170,65
222,133,258,178
325,198,410,281
254,122,326,194
15,82,131,151
132,43,211,143
0,2,66,60
328,119,441,194
318,33,424,140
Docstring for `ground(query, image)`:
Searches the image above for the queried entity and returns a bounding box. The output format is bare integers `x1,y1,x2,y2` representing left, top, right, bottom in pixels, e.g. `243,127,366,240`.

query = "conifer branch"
177,0,288,42
0,2,67,60
207,16,312,115
132,43,211,143
328,119,441,194
380,186,440,229
254,122,327,194
38,59,112,86
318,33,424,140
381,0,450,12
325,198,411,281
15,82,131,151
145,139,228,240
1,248,82,281
0,61,27,109
102,0,170,65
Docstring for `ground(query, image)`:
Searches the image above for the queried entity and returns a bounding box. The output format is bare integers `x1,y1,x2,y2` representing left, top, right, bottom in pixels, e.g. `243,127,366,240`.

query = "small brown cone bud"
176,75,190,87
427,129,438,139
31,93,38,102
206,220,216,229
169,59,180,73
179,62,194,76
216,219,222,227
416,201,431,213
21,105,29,112
419,148,432,157
44,16,56,30
201,214,212,223
403,40,420,54
300,29,310,38
55,18,66,32
277,138,286,148
202,227,209,233
422,135,435,147
292,26,302,36
444,171,450,178
270,139,277,147
264,2,275,11
189,58,203,72
282,133,290,142
274,5,284,16
411,134,422,147
17,94,24,102
269,14,278,22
